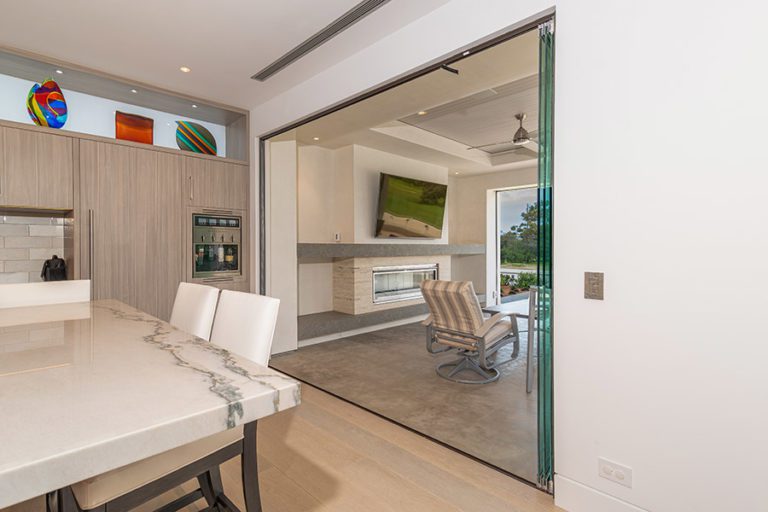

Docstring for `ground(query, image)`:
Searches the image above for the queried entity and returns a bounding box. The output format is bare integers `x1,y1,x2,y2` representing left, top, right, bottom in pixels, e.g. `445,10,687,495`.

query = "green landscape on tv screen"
375,173,447,239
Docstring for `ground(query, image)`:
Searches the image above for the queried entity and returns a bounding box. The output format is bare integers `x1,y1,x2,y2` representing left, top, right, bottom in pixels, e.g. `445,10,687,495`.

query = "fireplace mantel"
297,243,483,259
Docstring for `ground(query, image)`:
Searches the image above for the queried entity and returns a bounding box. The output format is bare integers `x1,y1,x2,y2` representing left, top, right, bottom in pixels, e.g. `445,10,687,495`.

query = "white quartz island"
0,299,300,508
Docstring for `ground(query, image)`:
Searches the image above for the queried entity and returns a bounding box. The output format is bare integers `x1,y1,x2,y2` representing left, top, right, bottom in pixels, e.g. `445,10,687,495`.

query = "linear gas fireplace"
372,264,438,304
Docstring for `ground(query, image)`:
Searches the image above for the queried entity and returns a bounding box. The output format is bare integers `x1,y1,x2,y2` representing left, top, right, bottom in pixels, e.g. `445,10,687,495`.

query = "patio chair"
420,280,520,384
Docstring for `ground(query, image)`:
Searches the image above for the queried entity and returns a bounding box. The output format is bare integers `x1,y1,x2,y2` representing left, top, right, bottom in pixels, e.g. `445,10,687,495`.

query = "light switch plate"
584,272,604,300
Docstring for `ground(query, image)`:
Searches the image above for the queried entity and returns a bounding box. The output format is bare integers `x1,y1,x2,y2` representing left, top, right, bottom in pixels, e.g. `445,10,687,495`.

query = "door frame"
257,13,557,492
486,185,538,307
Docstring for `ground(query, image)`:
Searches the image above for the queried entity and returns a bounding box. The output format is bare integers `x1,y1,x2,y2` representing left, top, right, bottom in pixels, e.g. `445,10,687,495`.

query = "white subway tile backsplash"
29,248,57,260
4,236,52,248
0,216,66,283
29,225,64,237
0,224,28,236
5,260,46,273
0,248,28,260
2,216,61,225
0,272,29,284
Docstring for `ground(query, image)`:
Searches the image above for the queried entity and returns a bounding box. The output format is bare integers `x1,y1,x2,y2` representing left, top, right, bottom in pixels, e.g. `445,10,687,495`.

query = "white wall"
252,1,768,510
0,73,227,156
297,145,336,243
267,139,298,354
297,144,354,243
449,166,537,294
352,145,449,244
298,260,334,315
450,167,537,244
296,144,450,315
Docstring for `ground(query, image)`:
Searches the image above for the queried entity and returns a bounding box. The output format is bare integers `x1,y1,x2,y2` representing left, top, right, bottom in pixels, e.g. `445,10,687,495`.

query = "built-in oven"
192,213,241,279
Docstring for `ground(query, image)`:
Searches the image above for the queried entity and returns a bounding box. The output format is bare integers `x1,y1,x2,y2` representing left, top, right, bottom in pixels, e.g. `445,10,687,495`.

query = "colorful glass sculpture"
115,111,154,144
175,121,217,155
26,78,68,128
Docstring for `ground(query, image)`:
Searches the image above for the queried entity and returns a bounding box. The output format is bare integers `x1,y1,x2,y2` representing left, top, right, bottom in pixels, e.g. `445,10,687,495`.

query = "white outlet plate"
598,457,633,488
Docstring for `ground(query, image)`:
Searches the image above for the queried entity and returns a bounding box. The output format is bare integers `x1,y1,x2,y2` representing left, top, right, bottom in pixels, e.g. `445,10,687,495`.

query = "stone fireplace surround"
333,255,451,315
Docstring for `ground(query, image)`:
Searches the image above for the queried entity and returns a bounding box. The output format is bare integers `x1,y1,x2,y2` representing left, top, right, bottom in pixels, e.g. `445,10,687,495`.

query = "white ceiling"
399,74,539,154
0,0,450,109
291,30,540,174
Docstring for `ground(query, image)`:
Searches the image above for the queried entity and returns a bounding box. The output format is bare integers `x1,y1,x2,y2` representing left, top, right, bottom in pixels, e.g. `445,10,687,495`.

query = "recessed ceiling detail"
399,74,539,155
251,0,391,82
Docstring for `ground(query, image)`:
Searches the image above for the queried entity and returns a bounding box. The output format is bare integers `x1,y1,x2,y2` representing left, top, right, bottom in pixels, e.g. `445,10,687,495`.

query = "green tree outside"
500,202,538,267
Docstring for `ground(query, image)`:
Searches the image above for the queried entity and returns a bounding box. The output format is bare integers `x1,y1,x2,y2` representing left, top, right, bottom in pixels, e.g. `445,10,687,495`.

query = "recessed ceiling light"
192,104,198,108
180,66,191,73
417,111,428,116
454,171,460,175
55,69,63,75
313,137,320,141
130,89,137,94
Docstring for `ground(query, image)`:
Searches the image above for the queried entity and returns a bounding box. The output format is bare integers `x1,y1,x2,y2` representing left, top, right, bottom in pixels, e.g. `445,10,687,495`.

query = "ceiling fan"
466,113,539,154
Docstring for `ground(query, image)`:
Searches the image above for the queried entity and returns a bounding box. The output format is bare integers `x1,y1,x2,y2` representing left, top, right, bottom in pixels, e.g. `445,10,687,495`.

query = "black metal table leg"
241,421,261,512
198,466,224,507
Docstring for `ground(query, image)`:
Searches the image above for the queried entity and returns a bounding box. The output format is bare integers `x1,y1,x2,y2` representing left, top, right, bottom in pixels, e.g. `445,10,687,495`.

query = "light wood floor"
4,386,561,512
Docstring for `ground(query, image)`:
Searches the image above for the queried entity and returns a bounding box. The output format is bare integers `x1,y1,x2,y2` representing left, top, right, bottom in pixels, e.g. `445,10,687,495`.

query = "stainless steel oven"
192,213,241,279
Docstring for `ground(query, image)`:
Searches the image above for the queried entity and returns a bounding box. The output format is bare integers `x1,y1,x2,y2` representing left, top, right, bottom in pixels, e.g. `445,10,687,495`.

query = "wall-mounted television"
375,173,448,239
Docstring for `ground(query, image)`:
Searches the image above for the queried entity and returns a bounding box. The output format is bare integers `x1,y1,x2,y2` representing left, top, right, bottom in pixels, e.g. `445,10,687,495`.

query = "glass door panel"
536,18,555,492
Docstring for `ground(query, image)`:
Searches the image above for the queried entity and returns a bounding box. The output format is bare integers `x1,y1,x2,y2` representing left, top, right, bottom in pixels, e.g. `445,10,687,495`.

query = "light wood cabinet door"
80,140,135,306
132,150,183,320
1,127,74,209
79,140,183,321
186,157,248,210
2,128,38,207
37,131,74,209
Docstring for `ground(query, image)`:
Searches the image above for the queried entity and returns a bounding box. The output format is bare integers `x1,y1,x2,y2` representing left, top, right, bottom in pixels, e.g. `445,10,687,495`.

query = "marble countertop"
0,300,300,508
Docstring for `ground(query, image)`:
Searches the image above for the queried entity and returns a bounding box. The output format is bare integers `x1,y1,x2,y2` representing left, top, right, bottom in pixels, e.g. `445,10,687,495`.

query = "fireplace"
372,264,438,304
333,256,449,315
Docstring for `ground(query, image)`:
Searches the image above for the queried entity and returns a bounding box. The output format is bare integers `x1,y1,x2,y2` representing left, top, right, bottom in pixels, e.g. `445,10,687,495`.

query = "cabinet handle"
188,175,193,201
88,209,94,298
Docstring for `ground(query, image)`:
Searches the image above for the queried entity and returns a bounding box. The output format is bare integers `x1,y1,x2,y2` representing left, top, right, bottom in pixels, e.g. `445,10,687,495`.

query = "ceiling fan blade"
467,140,519,149
466,140,516,150
524,140,539,154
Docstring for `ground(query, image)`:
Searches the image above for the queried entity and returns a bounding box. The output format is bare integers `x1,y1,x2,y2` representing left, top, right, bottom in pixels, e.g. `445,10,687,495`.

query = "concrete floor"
271,317,538,483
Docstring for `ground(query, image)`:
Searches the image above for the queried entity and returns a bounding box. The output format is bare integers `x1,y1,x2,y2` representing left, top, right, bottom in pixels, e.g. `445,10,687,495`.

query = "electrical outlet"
598,458,632,488
334,233,341,242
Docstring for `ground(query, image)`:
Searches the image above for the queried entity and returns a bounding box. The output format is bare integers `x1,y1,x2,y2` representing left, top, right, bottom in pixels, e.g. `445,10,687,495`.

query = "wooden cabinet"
0,127,74,209
185,156,248,210
79,140,183,320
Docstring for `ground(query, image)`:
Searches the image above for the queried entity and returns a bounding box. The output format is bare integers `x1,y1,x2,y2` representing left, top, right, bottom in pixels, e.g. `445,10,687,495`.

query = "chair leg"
58,488,91,512
45,491,59,512
198,466,224,507
436,354,500,384
241,421,262,512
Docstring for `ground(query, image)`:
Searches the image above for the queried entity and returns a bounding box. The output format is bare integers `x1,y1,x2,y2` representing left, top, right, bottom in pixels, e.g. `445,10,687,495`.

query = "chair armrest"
421,314,433,326
474,312,517,337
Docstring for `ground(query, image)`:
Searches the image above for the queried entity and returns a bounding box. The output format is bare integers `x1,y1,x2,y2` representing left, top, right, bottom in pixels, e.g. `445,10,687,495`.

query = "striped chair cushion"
420,280,484,336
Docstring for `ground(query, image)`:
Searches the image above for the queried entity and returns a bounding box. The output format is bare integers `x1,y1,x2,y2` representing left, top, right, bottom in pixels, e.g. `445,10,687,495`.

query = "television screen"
375,173,447,239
